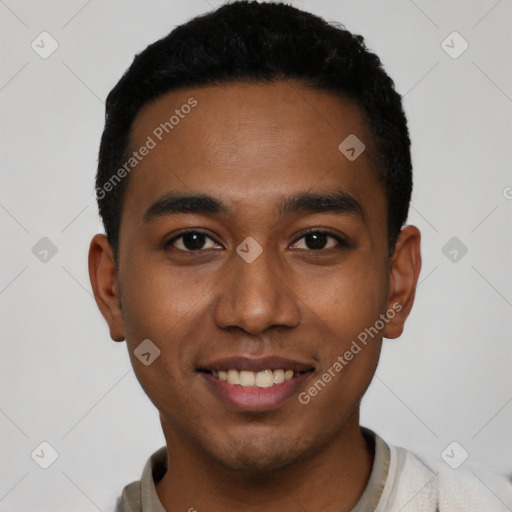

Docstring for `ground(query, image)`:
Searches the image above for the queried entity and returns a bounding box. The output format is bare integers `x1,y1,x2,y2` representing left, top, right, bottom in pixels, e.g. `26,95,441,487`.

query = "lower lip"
200,371,313,411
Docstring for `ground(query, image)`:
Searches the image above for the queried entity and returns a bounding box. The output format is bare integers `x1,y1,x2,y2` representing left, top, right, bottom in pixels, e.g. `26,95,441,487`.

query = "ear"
383,225,421,339
88,234,125,342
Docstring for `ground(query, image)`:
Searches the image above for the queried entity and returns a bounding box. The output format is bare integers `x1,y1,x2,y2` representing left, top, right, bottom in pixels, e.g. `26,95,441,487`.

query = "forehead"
122,80,384,227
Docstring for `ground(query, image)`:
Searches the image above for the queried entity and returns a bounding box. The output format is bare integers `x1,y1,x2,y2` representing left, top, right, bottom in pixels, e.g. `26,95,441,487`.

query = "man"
88,1,512,510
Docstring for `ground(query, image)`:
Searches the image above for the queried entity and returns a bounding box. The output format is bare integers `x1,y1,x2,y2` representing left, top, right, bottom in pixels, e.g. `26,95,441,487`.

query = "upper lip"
198,356,314,373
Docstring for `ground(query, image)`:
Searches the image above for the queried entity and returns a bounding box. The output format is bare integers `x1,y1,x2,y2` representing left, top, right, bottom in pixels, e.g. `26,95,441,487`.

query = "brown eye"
291,230,347,251
166,231,221,251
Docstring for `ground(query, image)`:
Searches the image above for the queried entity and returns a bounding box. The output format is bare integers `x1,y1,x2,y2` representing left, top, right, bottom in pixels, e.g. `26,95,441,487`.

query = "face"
89,80,420,475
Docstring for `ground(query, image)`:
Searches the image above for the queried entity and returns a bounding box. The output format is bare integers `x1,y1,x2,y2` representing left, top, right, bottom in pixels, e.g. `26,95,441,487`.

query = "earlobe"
383,225,422,340
88,234,125,342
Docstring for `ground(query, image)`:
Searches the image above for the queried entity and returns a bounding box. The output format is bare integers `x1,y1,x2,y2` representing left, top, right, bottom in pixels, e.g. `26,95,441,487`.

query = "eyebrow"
143,189,366,223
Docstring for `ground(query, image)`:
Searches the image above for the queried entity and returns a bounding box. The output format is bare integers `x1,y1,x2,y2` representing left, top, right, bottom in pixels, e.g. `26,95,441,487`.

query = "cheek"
299,258,387,329
297,258,387,384
299,289,383,419
119,271,201,412
120,256,204,336
117,270,203,403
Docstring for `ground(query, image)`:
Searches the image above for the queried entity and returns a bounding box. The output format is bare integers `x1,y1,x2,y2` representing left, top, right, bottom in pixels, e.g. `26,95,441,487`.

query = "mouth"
197,357,315,411
200,368,309,388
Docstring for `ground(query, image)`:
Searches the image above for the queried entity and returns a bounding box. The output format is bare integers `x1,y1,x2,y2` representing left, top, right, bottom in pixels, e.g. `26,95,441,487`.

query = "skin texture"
89,80,421,511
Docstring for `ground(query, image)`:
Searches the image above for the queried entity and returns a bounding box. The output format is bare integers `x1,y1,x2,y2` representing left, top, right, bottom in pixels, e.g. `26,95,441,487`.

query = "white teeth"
239,370,255,386
213,368,300,388
227,369,240,385
273,369,285,384
255,369,274,388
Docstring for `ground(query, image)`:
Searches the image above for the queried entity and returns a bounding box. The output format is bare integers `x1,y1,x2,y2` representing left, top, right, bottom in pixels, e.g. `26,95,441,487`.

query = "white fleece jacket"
375,442,512,511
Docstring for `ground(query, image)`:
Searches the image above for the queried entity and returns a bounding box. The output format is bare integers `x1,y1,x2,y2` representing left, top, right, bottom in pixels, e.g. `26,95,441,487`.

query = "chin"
213,430,311,477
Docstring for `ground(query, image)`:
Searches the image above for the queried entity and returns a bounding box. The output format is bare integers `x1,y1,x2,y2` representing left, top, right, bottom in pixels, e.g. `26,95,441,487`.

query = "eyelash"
165,228,348,252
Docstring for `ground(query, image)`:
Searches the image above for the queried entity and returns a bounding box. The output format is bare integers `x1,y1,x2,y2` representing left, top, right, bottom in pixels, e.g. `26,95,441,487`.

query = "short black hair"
96,0,412,259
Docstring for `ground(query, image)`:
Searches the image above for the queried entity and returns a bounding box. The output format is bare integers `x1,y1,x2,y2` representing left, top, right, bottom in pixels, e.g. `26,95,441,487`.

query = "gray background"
1,0,511,510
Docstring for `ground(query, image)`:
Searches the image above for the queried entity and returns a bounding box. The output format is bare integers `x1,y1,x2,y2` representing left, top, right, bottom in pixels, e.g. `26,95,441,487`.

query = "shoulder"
114,479,141,512
113,445,167,512
387,443,512,511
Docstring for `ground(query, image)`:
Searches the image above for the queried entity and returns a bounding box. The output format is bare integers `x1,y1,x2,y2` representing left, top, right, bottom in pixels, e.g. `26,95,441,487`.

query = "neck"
155,413,374,512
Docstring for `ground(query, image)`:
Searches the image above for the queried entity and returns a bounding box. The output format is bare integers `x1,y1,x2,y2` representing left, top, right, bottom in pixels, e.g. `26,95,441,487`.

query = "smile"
207,368,301,388
198,358,314,411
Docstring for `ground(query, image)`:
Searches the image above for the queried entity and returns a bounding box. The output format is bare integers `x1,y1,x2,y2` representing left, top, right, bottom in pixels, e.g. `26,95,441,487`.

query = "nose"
213,246,300,336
